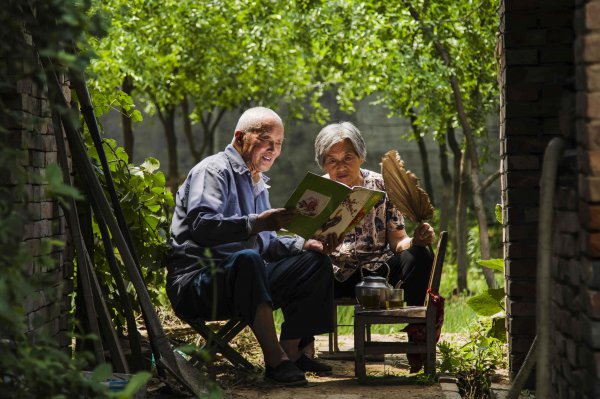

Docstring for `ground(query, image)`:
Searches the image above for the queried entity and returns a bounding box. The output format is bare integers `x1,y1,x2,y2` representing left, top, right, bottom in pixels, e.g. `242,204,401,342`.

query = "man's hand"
412,222,435,247
304,233,344,254
252,208,296,234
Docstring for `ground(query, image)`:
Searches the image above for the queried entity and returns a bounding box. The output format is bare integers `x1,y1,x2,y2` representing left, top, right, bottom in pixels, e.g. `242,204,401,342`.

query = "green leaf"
487,316,506,341
91,363,112,382
495,204,502,224
467,291,503,317
113,371,151,399
476,258,504,272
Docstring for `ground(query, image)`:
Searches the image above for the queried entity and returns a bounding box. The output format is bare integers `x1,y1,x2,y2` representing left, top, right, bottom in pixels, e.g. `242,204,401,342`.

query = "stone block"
505,170,541,188
506,241,539,258
581,314,600,348
576,64,600,92
508,334,536,353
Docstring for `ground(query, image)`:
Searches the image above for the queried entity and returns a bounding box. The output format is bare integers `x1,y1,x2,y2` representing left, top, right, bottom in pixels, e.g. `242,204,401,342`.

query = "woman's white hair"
314,121,367,169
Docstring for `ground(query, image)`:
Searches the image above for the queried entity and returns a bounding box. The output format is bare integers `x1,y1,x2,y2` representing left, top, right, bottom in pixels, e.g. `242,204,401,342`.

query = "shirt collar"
224,144,270,184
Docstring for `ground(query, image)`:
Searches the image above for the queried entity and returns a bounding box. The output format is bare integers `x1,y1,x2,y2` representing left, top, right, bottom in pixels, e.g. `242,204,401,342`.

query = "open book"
282,172,385,240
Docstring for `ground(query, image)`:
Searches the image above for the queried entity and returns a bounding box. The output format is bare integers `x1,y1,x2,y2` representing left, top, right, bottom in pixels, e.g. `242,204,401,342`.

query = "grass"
273,261,502,335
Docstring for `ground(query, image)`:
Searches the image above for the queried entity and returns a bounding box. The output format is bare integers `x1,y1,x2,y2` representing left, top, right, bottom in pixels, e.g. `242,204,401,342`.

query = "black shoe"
295,354,333,375
265,360,307,386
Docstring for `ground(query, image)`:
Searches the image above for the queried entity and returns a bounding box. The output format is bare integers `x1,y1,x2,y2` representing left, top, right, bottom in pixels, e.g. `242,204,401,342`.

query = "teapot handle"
359,260,390,281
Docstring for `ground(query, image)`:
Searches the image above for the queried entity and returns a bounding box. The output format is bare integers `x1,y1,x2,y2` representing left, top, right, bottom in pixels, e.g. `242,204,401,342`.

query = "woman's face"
323,139,364,187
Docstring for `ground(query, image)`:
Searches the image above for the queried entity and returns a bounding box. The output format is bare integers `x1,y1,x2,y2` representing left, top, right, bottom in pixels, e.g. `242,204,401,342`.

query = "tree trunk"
409,108,435,206
199,107,226,157
121,75,134,162
447,123,462,257
456,149,469,293
438,140,452,234
405,2,496,288
156,105,179,188
182,97,201,161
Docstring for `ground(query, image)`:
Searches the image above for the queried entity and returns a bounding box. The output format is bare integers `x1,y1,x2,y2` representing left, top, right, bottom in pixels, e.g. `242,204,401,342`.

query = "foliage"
84,135,174,327
438,321,504,399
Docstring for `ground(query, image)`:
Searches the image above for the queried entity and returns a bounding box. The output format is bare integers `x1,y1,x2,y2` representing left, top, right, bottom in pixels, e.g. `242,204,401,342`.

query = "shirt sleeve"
187,165,256,246
264,233,305,261
386,196,405,231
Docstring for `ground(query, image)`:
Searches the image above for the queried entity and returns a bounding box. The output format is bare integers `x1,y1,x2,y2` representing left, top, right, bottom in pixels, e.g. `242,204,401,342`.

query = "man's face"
238,123,284,176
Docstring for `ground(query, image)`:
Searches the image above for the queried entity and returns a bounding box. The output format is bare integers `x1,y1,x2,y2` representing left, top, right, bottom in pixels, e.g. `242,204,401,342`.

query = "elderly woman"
314,122,435,306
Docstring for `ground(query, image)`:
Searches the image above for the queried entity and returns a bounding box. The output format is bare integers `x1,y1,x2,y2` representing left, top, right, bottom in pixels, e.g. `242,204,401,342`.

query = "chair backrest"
424,231,448,308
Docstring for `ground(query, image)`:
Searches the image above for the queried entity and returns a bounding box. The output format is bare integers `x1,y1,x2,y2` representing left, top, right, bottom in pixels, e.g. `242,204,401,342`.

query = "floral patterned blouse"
326,169,405,282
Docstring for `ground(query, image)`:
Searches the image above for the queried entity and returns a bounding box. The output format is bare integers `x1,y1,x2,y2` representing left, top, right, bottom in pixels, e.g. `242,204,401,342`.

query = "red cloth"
402,289,445,372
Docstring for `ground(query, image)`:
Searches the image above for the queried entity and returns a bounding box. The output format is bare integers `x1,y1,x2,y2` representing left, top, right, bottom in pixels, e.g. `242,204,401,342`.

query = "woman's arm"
388,222,435,253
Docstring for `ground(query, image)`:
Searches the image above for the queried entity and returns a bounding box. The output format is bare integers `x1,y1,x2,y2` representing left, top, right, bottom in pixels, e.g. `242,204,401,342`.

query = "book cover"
283,172,385,240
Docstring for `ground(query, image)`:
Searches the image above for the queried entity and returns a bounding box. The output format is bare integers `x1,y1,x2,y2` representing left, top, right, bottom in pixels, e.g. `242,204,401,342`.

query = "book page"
312,187,384,241
283,172,351,239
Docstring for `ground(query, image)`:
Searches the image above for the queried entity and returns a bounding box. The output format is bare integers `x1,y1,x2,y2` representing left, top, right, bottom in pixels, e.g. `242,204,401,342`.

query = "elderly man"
166,107,334,386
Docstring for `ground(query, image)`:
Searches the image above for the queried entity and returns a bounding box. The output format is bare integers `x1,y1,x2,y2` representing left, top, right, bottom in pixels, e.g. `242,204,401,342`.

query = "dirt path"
221,334,445,399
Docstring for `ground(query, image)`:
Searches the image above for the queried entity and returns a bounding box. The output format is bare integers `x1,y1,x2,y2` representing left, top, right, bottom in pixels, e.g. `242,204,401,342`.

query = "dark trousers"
334,245,434,306
167,249,334,341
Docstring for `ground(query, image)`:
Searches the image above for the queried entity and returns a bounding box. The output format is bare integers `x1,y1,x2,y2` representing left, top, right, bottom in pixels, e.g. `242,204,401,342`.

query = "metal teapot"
355,262,393,309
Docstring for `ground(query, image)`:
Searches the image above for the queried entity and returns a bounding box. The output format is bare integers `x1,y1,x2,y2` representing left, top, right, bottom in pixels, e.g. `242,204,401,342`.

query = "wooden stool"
353,232,448,382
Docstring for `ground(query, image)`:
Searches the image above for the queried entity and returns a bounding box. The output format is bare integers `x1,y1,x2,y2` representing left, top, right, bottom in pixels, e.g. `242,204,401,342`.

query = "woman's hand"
412,223,435,247
304,232,344,254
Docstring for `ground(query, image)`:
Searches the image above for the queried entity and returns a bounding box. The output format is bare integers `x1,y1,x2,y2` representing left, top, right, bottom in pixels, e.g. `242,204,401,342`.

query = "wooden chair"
185,317,254,372
353,231,448,382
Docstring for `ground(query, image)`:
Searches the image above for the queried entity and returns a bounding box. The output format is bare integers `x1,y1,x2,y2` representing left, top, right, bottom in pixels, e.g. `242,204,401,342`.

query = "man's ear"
234,130,244,143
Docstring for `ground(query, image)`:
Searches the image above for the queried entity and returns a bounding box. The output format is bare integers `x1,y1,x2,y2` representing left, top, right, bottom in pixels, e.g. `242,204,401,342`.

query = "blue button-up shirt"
168,144,304,274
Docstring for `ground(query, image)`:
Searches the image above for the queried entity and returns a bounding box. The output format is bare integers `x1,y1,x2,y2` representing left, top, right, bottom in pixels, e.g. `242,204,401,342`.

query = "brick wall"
1,33,74,348
550,0,600,397
500,0,574,386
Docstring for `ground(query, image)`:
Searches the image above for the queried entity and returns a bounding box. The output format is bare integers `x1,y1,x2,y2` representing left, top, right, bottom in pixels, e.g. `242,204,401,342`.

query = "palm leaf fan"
381,150,434,224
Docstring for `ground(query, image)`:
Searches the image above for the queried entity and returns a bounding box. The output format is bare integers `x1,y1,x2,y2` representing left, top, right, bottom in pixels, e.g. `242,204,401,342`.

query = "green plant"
438,321,504,399
84,136,174,329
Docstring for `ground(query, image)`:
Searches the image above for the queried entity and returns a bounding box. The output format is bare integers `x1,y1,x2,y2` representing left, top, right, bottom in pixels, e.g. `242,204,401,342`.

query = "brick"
505,136,553,154
506,241,539,258
507,100,560,118
504,224,538,242
547,28,575,44
507,279,537,298
504,12,540,29
508,314,536,333
577,92,600,119
577,33,600,63
507,299,536,316
586,290,600,318
581,314,600,348
579,175,600,201
576,64,600,92
556,210,581,233
582,2,600,30
580,202,600,229
587,232,600,257
506,155,541,170
505,170,541,188
578,149,600,174
508,333,536,353
506,85,541,101
506,259,537,277
505,28,547,47
505,0,541,12
541,44,574,64
557,186,579,210
576,120,600,150
508,65,573,86
540,9,574,28
507,49,539,65
504,188,540,206
505,117,543,134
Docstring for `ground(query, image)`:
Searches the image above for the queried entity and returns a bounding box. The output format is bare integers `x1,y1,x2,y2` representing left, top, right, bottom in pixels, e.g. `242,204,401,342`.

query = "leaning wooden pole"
43,63,207,396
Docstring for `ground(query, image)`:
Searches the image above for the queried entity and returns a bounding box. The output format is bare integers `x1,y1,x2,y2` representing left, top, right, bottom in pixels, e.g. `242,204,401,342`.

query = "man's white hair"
235,107,283,134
